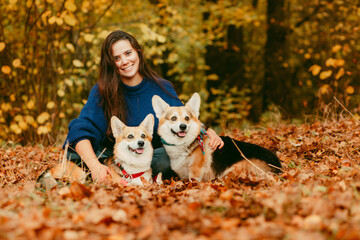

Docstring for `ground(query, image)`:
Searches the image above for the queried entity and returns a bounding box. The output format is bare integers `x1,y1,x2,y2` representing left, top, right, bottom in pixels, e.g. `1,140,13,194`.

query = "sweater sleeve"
63,84,108,152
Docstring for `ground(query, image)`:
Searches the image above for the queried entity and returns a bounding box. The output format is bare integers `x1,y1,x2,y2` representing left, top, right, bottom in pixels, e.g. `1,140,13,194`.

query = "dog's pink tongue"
178,131,186,137
136,148,144,154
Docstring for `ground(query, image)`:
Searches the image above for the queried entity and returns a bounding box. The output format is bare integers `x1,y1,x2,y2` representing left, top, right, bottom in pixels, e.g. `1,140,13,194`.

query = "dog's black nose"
179,124,187,131
138,141,144,147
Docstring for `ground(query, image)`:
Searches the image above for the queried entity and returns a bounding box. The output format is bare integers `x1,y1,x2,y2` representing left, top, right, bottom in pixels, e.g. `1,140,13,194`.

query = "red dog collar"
117,163,145,181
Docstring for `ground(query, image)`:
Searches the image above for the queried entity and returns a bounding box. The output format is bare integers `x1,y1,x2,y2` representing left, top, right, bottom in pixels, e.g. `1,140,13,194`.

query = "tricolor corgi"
37,114,162,187
152,93,282,182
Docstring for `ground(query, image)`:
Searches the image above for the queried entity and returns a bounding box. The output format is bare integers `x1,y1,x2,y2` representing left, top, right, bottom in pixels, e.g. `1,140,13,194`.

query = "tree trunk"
206,25,245,95
263,0,290,112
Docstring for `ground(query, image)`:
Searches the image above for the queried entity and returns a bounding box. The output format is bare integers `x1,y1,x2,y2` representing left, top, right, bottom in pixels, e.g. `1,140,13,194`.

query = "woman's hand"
75,139,111,182
206,128,224,150
88,162,111,182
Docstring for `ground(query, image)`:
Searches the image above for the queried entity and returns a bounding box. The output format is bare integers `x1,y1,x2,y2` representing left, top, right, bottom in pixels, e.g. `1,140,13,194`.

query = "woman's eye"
125,51,132,56
171,116,177,121
185,116,190,121
141,134,146,139
127,134,134,139
114,56,120,61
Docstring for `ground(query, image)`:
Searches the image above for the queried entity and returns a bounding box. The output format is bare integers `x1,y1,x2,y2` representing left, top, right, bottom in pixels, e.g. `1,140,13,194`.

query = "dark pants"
67,147,177,179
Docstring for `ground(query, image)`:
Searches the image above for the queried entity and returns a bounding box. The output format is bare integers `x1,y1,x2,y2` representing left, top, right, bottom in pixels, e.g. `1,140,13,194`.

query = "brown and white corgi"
152,93,282,182
37,114,162,187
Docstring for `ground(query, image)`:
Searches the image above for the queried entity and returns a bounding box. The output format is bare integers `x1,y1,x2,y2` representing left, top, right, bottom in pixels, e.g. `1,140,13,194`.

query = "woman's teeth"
123,65,133,71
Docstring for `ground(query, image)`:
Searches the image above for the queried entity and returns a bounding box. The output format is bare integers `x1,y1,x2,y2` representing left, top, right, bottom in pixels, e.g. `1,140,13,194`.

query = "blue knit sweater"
64,78,183,152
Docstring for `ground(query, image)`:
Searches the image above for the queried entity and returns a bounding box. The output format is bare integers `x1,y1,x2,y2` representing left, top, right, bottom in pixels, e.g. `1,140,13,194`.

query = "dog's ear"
111,116,126,138
185,92,201,118
140,114,154,136
152,95,170,119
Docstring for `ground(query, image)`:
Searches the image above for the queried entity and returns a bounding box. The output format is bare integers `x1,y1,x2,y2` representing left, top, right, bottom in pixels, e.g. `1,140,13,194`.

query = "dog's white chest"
165,146,192,179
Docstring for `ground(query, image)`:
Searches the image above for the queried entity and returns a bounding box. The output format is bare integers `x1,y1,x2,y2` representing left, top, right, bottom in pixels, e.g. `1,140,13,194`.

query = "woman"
64,30,224,182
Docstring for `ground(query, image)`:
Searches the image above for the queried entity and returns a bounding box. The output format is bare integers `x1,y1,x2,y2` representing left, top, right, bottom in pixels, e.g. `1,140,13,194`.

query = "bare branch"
79,0,115,31
294,4,323,28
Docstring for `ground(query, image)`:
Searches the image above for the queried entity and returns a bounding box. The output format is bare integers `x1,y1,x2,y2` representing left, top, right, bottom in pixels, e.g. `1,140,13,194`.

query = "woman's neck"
121,73,143,87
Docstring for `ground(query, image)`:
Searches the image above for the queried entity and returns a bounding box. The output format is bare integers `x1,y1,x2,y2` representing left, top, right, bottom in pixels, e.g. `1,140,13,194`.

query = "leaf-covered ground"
1,119,360,240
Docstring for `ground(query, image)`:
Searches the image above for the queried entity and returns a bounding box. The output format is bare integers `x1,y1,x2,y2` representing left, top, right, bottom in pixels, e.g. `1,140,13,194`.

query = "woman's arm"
75,139,110,182
206,128,224,150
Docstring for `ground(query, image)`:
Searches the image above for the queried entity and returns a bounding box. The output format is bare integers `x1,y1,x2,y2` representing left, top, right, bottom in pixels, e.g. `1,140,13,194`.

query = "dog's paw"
189,177,201,182
140,176,151,186
155,172,163,184
153,172,163,185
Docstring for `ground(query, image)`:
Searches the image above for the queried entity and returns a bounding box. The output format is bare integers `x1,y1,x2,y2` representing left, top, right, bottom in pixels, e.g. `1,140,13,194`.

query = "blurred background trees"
0,0,359,145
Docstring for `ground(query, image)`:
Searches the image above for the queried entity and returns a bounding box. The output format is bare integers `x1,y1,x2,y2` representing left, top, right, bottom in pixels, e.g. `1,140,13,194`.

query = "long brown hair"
98,30,164,136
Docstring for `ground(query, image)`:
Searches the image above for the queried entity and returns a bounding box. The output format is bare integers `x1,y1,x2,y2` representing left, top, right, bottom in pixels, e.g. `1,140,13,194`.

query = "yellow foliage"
335,59,345,67
346,86,354,94
25,115,36,125
157,35,166,43
18,120,28,130
66,43,75,53
37,126,49,135
65,1,77,12
73,59,84,67
12,59,21,68
9,0,17,6
48,16,57,25
332,44,342,53
1,103,12,112
63,13,77,27
26,100,35,110
207,74,219,81
10,123,22,135
14,115,22,122
64,78,73,87
309,64,321,76
37,112,51,124
47,101,55,109
56,17,64,25
0,42,5,52
326,58,345,68
84,33,95,43
319,70,332,80
335,68,345,80
319,84,331,95
57,89,65,97
1,65,11,74
304,53,311,59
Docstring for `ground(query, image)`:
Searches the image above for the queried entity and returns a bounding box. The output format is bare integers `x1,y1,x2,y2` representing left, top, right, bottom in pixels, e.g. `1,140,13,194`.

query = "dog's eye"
185,116,190,121
171,116,177,121
141,134,146,139
127,134,134,139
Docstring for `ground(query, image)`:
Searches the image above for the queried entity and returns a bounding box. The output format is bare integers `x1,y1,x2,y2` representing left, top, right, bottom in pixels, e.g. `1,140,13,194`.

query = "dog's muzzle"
171,125,187,138
129,145,144,154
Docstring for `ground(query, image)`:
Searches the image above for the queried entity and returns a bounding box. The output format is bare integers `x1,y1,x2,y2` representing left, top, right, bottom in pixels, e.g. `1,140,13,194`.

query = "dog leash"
117,163,145,182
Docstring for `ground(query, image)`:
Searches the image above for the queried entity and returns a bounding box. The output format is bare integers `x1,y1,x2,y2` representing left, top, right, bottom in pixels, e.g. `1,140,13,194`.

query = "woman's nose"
122,56,130,65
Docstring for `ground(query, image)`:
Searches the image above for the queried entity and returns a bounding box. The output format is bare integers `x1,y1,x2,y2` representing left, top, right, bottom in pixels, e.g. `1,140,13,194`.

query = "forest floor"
1,118,360,240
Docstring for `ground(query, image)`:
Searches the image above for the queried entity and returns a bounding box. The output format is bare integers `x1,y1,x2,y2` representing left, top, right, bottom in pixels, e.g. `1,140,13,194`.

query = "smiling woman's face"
112,39,142,86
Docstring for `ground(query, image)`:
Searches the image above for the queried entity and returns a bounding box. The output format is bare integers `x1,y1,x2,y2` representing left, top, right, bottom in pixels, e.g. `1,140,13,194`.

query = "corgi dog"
37,114,162,187
152,93,282,182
